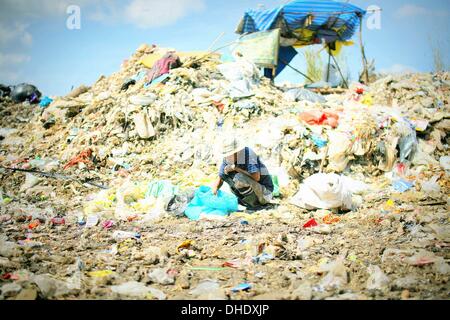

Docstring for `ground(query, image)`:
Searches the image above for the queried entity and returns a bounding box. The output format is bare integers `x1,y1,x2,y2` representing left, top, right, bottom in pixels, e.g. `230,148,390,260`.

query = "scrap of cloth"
147,52,181,83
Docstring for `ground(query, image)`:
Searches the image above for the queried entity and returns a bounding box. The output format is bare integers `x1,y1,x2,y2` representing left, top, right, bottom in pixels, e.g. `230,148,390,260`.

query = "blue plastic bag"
39,96,53,108
184,186,238,221
311,134,328,148
392,179,414,192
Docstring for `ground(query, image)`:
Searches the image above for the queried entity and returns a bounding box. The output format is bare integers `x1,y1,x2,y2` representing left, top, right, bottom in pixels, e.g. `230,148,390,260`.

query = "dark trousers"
222,173,272,208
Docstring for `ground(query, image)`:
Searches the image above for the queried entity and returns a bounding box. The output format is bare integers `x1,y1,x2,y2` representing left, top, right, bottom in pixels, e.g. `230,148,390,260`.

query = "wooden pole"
206,32,225,52
359,16,369,84
279,58,314,83
330,52,349,89
326,49,331,82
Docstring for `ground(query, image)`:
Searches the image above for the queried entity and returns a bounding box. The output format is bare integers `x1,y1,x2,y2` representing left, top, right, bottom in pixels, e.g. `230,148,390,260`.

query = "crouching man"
212,137,273,209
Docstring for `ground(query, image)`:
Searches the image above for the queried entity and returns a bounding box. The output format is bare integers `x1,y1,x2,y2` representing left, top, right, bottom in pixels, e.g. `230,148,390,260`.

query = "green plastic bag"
145,180,178,199
271,175,280,197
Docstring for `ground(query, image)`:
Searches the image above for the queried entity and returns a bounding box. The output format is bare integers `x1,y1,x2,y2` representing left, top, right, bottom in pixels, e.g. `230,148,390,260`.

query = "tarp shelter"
231,29,281,69
235,0,367,82
231,29,298,78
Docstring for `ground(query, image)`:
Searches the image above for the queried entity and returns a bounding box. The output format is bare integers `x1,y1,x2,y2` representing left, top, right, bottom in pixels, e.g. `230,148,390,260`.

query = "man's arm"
234,166,261,182
212,177,223,195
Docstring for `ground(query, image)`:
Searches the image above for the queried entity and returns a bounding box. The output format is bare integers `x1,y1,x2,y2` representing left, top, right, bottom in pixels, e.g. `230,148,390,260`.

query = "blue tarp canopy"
235,0,366,79
236,0,366,46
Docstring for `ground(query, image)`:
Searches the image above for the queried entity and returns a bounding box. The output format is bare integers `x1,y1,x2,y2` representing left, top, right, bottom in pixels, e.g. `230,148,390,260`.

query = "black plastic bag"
11,83,41,103
0,84,11,98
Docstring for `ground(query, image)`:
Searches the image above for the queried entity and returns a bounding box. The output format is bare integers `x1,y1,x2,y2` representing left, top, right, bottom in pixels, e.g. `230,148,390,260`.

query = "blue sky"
0,0,449,96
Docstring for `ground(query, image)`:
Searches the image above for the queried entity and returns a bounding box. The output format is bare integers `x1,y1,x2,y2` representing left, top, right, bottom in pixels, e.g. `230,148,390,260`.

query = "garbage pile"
0,44,449,300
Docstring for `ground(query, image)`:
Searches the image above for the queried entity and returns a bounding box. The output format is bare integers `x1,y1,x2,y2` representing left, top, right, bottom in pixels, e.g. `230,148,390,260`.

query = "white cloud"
0,53,31,67
21,32,33,46
379,64,417,75
0,23,33,46
396,4,449,18
87,0,122,25
0,0,206,30
124,0,205,28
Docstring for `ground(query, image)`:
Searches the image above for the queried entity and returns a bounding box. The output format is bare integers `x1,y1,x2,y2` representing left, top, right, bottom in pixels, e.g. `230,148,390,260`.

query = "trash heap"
0,44,449,300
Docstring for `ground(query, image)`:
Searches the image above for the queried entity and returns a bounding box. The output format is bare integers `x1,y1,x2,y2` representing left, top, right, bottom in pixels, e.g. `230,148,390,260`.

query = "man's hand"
224,164,236,175
212,177,223,196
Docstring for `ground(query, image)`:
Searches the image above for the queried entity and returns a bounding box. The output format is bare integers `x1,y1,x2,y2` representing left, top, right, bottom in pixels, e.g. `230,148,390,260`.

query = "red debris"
27,220,40,230
213,101,225,113
1,273,12,280
303,218,318,228
356,87,364,95
51,217,66,225
63,148,93,170
102,220,114,229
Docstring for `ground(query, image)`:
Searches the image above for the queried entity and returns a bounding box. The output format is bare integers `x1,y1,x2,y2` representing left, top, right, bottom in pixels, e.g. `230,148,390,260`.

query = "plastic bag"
392,120,417,163
298,111,339,128
20,173,41,192
11,83,41,103
0,84,11,98
392,179,414,192
322,63,340,87
189,280,225,300
145,180,178,199
311,134,328,148
39,96,53,108
217,59,259,83
271,175,280,197
290,174,367,210
217,59,259,99
148,268,175,285
327,132,352,172
319,259,348,290
129,94,157,106
133,111,155,139
421,176,441,193
399,133,417,163
166,188,195,217
283,88,326,103
184,186,238,221
366,265,390,291
440,156,450,172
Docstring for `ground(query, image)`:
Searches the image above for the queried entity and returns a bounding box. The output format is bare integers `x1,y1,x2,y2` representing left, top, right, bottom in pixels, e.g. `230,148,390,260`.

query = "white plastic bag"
129,94,156,106
319,258,348,290
20,173,41,192
290,173,367,210
421,175,441,193
440,156,450,172
366,265,390,290
133,111,155,139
